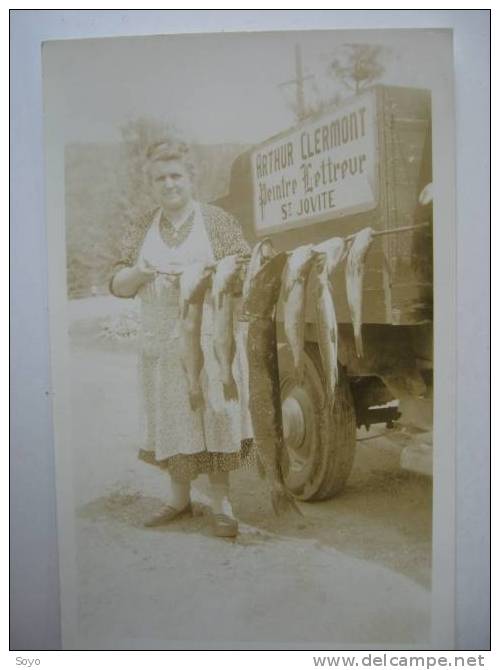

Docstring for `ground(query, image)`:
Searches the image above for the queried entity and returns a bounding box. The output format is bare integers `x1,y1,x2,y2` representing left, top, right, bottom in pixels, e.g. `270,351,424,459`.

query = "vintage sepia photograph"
42,28,455,649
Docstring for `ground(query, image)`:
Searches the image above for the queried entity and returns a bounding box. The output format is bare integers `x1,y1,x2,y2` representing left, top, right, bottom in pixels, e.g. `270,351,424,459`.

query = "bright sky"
43,28,451,146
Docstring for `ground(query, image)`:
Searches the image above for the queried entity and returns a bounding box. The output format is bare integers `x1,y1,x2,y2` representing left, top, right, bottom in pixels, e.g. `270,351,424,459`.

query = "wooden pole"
295,44,306,121
345,221,430,242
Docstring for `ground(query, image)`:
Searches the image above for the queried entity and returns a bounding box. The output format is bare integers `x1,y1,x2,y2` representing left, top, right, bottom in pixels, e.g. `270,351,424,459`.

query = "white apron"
136,204,252,463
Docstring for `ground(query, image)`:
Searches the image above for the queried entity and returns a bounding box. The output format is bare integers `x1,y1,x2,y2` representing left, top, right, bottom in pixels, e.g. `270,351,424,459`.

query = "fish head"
216,255,237,274
283,243,318,294
347,227,374,263
242,238,276,300
212,254,240,296
353,227,374,248
312,250,328,275
236,262,248,290
323,237,347,277
180,262,215,302
311,252,328,300
287,243,315,273
201,263,216,283
260,238,275,260
231,261,249,296
226,254,247,287
418,182,433,206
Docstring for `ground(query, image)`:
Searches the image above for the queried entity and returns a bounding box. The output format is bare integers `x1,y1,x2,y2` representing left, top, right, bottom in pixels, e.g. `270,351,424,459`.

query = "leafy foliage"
327,44,386,94
281,43,388,122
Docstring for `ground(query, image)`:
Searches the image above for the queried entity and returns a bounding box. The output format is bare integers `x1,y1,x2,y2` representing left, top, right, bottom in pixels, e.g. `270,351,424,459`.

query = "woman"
110,139,252,538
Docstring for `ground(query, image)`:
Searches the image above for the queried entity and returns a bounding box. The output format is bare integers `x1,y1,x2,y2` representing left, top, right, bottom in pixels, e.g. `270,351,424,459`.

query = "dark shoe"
212,513,239,538
144,503,192,528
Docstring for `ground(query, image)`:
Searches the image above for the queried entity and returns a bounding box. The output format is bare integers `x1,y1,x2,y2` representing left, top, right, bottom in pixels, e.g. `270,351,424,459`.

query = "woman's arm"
109,209,158,298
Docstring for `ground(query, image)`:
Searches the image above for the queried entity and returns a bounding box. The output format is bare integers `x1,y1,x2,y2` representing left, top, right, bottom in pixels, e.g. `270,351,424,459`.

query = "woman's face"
150,159,193,213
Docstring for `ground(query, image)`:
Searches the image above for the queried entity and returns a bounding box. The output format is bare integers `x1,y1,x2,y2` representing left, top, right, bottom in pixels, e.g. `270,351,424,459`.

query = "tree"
327,43,386,95
279,43,387,122
308,81,343,116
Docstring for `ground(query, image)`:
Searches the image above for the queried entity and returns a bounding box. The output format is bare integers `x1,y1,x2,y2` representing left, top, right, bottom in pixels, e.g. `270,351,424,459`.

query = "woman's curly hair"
145,139,197,183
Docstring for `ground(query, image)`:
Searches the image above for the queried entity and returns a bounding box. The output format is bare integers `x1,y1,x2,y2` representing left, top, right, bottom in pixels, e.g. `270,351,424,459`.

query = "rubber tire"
278,342,357,501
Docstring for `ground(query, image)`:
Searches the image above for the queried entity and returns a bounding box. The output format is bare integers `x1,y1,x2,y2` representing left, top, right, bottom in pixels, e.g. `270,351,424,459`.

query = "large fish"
212,254,245,402
178,262,214,411
345,227,374,358
243,251,302,516
313,237,346,409
282,244,318,382
240,238,277,479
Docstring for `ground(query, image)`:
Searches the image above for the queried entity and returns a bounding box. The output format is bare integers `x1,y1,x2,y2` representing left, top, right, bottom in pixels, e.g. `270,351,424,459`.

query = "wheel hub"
282,396,306,451
281,385,317,490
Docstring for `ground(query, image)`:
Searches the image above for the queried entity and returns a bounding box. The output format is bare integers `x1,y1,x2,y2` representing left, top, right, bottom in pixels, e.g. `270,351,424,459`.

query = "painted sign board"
250,90,379,234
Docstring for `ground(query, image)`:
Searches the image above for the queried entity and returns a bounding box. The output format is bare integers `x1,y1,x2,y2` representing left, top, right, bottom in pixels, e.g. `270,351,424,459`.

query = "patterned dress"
111,202,253,481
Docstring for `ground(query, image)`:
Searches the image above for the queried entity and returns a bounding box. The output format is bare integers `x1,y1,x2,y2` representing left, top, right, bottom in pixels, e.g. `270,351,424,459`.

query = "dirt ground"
68,297,432,649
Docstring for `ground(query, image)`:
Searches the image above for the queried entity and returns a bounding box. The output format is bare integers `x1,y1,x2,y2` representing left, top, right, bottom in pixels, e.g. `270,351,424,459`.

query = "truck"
216,84,433,501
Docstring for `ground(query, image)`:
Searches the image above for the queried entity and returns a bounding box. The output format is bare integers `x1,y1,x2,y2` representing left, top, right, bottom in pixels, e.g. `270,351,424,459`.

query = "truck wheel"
278,342,357,501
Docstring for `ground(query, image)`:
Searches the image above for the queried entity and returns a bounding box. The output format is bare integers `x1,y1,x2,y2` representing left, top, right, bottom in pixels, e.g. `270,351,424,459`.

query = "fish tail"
223,379,239,402
255,454,266,480
293,362,304,385
289,346,302,381
271,486,303,517
321,386,334,413
188,390,204,412
354,330,364,358
213,343,220,365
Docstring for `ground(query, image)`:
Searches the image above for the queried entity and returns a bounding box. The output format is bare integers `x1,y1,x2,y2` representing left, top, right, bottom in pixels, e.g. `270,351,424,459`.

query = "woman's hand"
111,259,157,298
136,257,157,282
